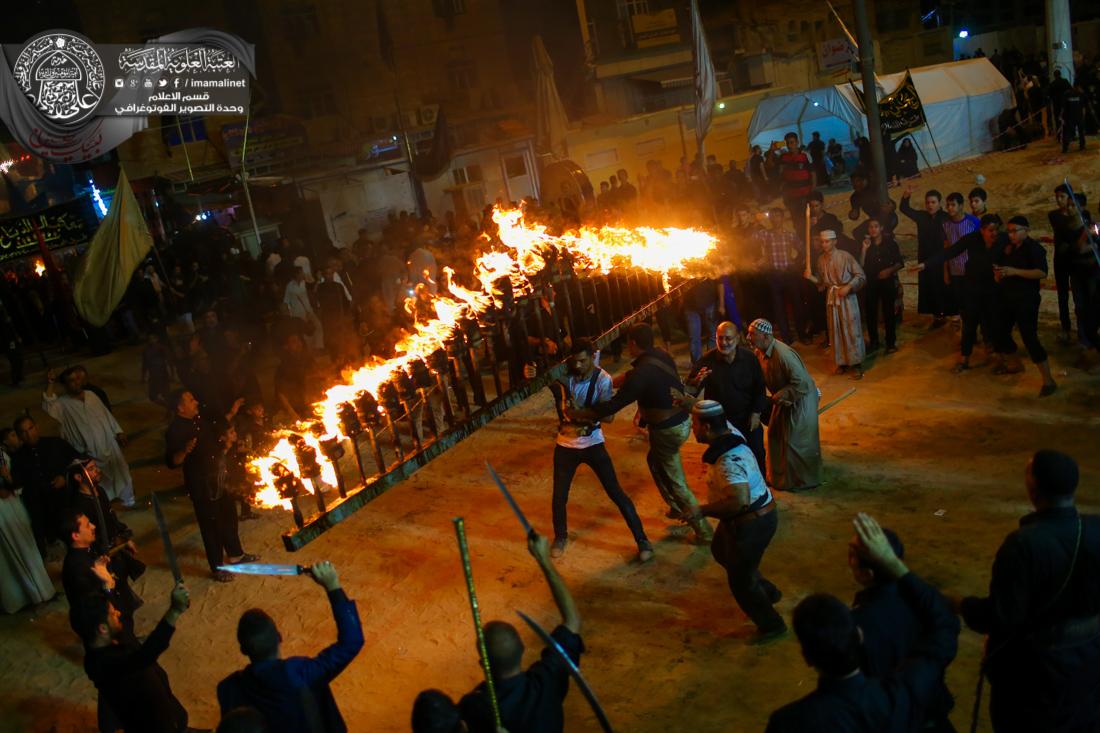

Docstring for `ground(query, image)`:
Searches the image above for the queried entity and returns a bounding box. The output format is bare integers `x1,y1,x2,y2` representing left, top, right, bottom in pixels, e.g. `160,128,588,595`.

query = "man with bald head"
684,321,768,471
461,533,582,733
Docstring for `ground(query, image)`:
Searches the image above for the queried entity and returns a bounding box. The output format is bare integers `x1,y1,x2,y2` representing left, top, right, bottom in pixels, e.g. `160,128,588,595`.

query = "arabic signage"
852,71,927,136
819,37,857,71
0,29,254,163
632,9,680,49
221,115,308,171
0,196,100,264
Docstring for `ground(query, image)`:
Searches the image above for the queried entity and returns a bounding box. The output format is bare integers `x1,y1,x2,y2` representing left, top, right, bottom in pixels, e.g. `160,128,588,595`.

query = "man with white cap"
746,319,822,492
805,229,867,379
687,399,786,643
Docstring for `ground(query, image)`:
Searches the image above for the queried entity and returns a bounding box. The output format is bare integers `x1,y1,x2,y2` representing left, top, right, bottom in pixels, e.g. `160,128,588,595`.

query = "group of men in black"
903,181,1100,393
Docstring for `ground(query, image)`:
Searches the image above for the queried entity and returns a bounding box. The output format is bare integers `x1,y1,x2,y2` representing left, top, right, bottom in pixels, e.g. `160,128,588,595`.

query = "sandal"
227,553,260,565
951,362,969,374
212,570,234,583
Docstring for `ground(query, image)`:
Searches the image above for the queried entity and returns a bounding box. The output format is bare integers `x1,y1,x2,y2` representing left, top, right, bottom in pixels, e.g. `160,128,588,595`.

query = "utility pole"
852,0,889,204
1046,0,1074,83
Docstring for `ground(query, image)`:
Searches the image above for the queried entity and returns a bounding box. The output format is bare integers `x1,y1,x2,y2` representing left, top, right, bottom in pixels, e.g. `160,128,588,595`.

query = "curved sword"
516,610,614,733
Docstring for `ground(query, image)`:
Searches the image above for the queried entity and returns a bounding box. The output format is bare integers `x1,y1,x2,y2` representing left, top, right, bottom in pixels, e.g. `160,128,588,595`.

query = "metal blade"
217,563,306,576
516,611,614,733
150,493,182,583
485,461,533,537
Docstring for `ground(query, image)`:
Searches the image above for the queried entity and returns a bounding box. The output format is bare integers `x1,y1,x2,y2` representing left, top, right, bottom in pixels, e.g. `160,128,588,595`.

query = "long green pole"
453,517,502,728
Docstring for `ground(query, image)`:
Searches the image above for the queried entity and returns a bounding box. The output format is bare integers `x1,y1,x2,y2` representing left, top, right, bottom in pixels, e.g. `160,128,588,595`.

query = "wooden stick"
453,517,502,728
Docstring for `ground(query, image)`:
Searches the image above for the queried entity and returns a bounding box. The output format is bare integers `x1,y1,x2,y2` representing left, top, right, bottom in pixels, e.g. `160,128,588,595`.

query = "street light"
958,29,969,38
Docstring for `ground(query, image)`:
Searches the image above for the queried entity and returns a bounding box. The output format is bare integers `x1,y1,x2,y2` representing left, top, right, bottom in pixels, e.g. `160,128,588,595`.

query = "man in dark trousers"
568,323,712,542
958,450,1100,732
527,339,652,562
900,185,951,326
217,561,364,733
807,131,829,185
75,581,196,733
910,214,1003,374
688,400,785,643
1060,81,1086,153
461,532,582,733
993,216,1058,396
1048,183,1082,342
165,390,256,582
859,218,904,354
849,528,955,731
767,514,959,732
11,414,78,555
684,322,768,472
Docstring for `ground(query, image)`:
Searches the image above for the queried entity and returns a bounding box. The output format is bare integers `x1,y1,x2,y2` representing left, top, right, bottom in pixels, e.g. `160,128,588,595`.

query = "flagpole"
238,106,265,258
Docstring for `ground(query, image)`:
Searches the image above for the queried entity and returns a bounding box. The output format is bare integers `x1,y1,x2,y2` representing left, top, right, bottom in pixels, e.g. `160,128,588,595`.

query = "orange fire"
34,260,46,277
250,206,719,511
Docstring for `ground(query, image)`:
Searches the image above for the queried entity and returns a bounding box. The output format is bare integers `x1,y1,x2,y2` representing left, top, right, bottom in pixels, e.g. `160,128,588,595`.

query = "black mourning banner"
0,197,99,263
851,71,927,136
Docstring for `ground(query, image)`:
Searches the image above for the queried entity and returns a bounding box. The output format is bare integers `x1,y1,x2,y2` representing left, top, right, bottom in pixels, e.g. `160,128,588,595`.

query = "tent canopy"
747,58,1014,167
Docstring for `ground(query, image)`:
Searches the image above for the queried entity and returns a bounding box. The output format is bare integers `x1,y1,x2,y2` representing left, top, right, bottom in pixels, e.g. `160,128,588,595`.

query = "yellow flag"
73,168,153,327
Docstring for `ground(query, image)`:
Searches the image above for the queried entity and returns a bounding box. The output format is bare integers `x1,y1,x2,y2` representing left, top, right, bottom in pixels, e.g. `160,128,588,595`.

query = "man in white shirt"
541,339,652,563
688,399,786,643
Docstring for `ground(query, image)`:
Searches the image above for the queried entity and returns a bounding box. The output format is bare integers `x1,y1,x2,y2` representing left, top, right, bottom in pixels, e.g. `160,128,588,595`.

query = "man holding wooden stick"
460,532,583,733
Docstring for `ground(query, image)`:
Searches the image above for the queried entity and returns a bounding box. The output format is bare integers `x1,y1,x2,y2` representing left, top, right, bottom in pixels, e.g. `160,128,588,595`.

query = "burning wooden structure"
249,208,718,551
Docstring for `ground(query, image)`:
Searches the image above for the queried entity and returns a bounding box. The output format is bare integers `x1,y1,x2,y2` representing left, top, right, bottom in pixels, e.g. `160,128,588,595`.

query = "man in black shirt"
958,450,1100,732
685,322,768,470
900,185,952,325
11,415,78,555
1048,183,1083,343
165,390,255,581
859,219,904,354
994,216,1057,396
911,214,1002,373
76,581,195,733
461,533,583,733
807,131,829,185
569,323,712,542
1060,81,1086,153
767,514,959,732
849,528,955,730
61,510,139,638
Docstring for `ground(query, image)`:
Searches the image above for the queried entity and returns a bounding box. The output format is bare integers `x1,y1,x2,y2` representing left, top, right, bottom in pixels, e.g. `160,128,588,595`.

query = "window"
635,137,665,157
300,85,337,118
504,155,527,178
616,0,650,19
453,163,483,185
435,0,467,17
448,63,478,92
585,148,619,170
787,20,798,42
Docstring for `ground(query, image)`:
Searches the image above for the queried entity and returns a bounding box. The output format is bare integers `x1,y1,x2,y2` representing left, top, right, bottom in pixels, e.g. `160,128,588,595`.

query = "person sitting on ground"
217,561,364,733
766,514,960,732
460,533,582,733
76,582,198,733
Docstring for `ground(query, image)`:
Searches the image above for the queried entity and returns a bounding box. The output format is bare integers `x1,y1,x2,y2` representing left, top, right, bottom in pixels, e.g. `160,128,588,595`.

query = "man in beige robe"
747,319,822,492
805,230,866,379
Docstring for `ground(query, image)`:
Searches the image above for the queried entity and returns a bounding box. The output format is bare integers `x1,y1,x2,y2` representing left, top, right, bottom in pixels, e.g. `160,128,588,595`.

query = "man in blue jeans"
217,561,364,733
531,338,653,562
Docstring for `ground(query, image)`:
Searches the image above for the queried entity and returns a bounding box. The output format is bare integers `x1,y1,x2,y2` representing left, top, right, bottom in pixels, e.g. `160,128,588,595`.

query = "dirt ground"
1,138,1098,732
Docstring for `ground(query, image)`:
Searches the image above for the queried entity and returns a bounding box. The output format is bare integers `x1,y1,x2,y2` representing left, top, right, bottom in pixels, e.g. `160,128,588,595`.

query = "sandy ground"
1,138,1098,732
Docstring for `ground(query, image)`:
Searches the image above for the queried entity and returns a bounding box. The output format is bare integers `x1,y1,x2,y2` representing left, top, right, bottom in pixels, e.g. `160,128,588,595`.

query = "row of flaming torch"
249,207,721,545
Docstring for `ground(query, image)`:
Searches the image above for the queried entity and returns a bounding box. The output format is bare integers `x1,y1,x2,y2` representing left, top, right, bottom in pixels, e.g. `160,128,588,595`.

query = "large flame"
250,206,718,510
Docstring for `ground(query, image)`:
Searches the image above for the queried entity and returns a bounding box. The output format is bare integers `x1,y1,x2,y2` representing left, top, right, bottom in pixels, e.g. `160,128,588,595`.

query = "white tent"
747,58,1014,168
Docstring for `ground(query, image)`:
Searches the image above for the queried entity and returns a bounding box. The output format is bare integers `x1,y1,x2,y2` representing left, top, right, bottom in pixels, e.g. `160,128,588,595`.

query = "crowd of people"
0,71,1097,730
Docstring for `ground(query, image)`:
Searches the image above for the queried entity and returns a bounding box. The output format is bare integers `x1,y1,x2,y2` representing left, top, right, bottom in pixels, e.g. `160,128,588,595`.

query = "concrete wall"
563,87,779,185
